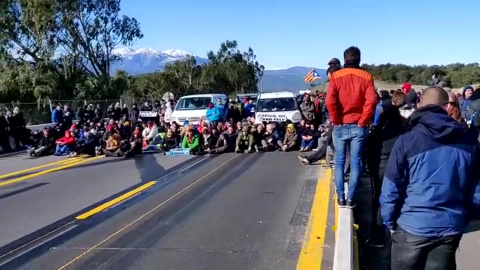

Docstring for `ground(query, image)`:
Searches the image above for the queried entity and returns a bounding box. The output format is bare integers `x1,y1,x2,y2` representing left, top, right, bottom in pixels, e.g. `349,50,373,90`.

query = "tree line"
361,63,480,88
124,40,264,102
0,1,264,105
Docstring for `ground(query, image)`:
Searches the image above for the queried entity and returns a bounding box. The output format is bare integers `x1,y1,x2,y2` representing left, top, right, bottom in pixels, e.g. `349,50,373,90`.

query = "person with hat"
460,85,474,112
280,123,298,151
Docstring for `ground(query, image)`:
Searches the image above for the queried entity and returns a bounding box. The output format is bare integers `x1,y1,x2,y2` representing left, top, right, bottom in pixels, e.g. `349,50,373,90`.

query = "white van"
170,94,228,125
255,91,302,124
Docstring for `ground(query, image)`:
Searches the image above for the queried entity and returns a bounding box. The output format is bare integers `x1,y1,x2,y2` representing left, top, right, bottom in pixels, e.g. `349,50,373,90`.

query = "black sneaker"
346,200,356,209
337,198,346,207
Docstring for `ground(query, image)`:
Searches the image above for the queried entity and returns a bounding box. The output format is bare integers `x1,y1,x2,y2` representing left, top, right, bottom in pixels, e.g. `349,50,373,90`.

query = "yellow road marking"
76,181,157,220
0,157,83,180
58,154,239,270
297,168,332,270
0,156,104,188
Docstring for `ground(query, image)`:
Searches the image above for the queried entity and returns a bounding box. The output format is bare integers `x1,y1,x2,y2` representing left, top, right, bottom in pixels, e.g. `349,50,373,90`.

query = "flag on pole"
303,69,321,84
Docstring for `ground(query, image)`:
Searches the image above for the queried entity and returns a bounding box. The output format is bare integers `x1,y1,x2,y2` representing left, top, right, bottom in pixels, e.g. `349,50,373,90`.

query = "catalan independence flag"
303,69,321,84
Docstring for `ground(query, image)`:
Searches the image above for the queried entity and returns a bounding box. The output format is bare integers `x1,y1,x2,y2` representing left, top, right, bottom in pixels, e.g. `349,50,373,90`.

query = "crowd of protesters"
323,46,480,270
1,45,480,269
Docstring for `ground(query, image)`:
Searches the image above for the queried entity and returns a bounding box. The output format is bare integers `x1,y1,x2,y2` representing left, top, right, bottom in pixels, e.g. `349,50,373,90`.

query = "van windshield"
175,97,211,110
257,98,298,112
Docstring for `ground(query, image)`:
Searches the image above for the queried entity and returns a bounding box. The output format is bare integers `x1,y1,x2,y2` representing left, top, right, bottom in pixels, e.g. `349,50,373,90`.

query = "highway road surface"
0,151,336,269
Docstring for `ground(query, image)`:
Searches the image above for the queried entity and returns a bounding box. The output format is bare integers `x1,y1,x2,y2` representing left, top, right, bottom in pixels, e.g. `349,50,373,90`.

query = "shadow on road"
134,153,166,182
0,183,48,201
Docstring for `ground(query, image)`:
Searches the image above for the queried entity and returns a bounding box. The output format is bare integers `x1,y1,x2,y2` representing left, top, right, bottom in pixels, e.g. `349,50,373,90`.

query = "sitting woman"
300,129,315,152
280,124,298,152
124,130,143,158
54,130,76,156
182,128,201,155
201,126,216,154
163,128,180,151
104,133,123,157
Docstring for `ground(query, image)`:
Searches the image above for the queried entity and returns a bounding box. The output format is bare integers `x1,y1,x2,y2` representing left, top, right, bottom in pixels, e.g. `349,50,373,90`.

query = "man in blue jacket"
380,86,479,270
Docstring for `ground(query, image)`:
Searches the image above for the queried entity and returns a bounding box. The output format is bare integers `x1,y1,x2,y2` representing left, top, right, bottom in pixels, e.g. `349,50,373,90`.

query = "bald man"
380,86,479,270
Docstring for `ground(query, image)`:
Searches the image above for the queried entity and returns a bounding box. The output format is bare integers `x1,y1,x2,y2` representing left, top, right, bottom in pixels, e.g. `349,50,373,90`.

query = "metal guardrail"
333,183,354,270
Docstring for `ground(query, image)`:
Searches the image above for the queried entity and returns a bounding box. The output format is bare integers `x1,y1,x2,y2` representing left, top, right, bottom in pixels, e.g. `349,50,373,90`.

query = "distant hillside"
261,67,327,92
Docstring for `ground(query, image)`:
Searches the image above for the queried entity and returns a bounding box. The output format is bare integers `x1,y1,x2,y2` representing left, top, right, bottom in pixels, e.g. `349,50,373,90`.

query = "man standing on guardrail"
326,46,377,208
380,87,479,270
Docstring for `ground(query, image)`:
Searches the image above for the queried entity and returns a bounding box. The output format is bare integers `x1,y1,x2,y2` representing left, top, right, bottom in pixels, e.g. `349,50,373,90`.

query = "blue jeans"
301,139,315,149
333,124,367,201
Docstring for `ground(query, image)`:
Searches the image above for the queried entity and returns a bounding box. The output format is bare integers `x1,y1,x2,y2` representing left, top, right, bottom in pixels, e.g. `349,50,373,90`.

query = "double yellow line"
0,156,104,188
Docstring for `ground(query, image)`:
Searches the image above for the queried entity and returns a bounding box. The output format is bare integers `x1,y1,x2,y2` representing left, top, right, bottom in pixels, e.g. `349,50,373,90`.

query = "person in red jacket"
326,46,377,208
54,130,76,156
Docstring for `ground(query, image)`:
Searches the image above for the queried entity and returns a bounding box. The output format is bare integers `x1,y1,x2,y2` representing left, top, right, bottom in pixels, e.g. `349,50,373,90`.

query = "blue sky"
121,0,480,70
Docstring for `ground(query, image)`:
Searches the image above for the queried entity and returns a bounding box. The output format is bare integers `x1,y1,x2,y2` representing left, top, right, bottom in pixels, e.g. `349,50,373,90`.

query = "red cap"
402,82,412,93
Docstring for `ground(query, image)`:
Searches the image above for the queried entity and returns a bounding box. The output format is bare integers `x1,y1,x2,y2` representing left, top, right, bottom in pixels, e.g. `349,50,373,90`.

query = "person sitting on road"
262,123,282,151
182,128,201,155
299,129,315,152
27,128,55,157
214,125,237,154
54,130,76,156
296,119,307,135
280,124,298,152
236,125,253,153
143,126,166,152
249,124,265,152
142,121,158,145
70,129,97,157
298,120,334,165
216,121,225,134
104,132,123,157
106,118,117,132
124,129,143,158
201,126,216,154
120,120,132,139
206,102,221,126
236,121,243,132
163,128,180,151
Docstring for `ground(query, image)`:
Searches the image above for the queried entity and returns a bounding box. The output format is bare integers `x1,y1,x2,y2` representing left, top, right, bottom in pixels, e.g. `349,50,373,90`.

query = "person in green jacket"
236,125,253,153
182,128,201,155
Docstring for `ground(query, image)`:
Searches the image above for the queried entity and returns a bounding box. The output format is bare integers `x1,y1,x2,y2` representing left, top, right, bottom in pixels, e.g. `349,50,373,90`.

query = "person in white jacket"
142,121,158,143
164,101,173,122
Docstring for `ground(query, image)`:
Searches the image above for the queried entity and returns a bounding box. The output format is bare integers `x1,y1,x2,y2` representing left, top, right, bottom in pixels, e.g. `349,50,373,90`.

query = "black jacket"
368,106,406,172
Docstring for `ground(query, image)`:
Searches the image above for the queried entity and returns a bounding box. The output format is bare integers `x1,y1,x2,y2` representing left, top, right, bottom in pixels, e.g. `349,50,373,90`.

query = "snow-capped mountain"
111,47,208,75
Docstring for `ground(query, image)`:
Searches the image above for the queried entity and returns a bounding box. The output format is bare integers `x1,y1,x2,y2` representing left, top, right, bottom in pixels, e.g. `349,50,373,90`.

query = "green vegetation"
0,1,264,105
125,40,264,101
0,0,142,103
361,63,480,88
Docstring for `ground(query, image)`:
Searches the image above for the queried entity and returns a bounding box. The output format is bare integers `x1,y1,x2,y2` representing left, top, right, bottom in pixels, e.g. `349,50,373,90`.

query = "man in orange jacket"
326,46,377,208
